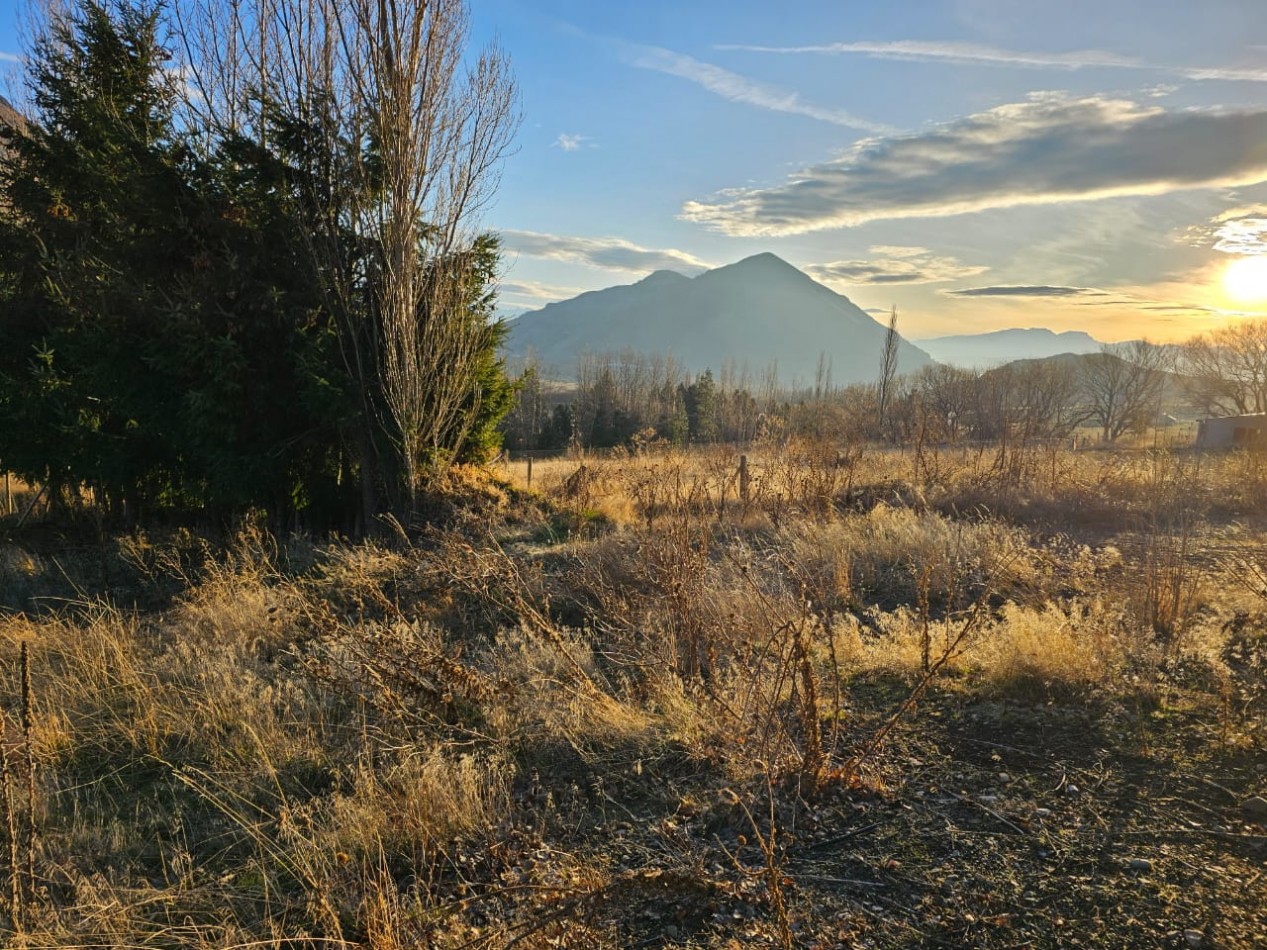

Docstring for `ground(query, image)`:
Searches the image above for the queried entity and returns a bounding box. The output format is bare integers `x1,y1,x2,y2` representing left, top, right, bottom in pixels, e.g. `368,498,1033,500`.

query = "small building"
1196,413,1267,449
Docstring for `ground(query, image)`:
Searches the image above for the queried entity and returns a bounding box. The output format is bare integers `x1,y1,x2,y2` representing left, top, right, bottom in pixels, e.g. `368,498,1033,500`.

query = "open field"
0,441,1265,947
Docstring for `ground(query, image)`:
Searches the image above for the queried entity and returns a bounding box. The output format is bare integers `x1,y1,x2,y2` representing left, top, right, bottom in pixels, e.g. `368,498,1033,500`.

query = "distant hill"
918,328,1103,368
504,252,933,386
997,351,1194,414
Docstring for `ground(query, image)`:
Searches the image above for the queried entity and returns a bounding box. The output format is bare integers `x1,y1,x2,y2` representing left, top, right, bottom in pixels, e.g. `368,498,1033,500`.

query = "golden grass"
0,442,1261,944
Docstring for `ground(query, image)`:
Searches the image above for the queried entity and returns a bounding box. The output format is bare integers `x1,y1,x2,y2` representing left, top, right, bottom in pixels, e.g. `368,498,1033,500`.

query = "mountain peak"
639,269,689,285
505,253,933,385
730,252,797,272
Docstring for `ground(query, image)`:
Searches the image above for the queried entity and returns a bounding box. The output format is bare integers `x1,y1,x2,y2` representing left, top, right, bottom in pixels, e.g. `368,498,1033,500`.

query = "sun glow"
1223,256,1267,302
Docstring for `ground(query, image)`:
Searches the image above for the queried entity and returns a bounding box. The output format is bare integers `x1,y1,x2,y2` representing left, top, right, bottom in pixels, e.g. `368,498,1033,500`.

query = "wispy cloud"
500,229,714,275
553,133,590,152
498,279,589,307
682,94,1267,236
622,42,893,133
944,283,1239,320
945,285,1108,298
0,52,22,64
807,246,988,286
716,39,1267,83
718,40,1138,71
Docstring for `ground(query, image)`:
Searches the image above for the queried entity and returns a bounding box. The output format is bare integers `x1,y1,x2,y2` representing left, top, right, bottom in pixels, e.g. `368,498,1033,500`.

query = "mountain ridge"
917,327,1104,367
504,253,933,385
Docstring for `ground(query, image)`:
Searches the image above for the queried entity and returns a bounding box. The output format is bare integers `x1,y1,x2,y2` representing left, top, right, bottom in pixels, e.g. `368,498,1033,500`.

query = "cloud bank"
500,229,713,274
807,246,988,285
681,95,1267,236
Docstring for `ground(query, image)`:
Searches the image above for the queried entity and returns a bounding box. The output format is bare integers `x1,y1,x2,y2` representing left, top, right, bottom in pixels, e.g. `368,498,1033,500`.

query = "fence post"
527,456,533,490
739,454,750,506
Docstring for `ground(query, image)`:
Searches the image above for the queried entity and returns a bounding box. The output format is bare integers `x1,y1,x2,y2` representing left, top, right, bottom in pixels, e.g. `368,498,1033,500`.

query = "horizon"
476,0,1267,343
2,0,1266,341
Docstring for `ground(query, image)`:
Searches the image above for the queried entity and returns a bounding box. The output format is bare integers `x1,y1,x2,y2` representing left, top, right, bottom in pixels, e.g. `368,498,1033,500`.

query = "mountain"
917,328,1103,368
504,252,933,385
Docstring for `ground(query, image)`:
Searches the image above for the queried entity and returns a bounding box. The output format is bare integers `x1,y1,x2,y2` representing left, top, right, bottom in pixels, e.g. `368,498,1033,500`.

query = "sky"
3,0,1267,341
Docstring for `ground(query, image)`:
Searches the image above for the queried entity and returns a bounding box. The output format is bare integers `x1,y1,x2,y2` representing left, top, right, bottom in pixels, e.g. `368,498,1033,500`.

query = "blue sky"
4,0,1267,340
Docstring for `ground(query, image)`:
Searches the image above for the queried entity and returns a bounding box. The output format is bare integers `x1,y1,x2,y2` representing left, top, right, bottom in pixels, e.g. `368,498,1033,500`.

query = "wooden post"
739,454,750,506
527,456,533,490
3,472,10,516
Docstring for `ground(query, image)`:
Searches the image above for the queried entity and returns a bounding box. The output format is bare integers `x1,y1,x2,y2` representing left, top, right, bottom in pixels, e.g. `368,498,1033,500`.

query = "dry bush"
0,443,1263,945
780,506,1040,616
966,600,1153,699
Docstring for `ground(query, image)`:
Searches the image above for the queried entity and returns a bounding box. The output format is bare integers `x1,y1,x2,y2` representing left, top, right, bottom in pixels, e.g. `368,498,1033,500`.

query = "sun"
1223,256,1267,302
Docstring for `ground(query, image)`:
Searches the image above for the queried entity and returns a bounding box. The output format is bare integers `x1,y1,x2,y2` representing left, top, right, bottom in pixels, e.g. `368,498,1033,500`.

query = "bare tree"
173,0,518,513
1178,319,1267,417
1080,340,1169,442
349,1,515,499
876,306,899,438
911,363,976,441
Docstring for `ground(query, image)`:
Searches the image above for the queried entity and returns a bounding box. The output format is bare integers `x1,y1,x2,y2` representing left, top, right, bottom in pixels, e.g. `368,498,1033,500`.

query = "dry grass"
0,443,1262,945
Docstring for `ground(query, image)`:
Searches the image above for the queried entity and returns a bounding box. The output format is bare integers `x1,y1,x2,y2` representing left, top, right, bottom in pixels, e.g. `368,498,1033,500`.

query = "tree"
0,0,184,513
1079,341,1169,442
174,0,518,517
502,363,547,450
911,364,975,441
0,0,516,529
1178,320,1267,417
876,306,900,438
684,370,719,443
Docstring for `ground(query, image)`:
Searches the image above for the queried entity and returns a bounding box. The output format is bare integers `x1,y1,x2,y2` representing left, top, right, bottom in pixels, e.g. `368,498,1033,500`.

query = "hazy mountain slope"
918,328,1103,367
1000,351,1193,411
505,253,933,385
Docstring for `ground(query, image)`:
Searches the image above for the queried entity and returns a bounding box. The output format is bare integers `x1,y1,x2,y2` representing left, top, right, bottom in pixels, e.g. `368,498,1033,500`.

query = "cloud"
1177,65,1267,84
553,133,589,151
945,283,1241,321
0,52,22,64
806,246,988,286
1184,205,1267,255
717,40,1138,71
681,95,1267,236
623,43,893,133
945,285,1108,298
716,39,1267,83
500,229,713,274
497,279,589,306
1212,209,1267,255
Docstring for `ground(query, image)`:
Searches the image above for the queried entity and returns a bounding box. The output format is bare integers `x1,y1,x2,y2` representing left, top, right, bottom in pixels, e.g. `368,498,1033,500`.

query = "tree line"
503,328,1267,452
0,0,517,532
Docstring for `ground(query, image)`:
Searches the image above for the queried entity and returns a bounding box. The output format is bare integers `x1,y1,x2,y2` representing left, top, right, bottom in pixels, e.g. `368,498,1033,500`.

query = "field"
0,440,1265,947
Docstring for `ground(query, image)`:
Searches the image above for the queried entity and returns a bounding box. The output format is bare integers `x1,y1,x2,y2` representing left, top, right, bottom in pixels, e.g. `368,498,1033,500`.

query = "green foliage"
0,0,514,528
451,235,516,464
0,0,193,510
684,369,719,444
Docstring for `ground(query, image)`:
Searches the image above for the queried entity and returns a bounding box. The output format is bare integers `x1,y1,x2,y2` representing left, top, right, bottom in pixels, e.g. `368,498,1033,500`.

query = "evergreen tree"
0,0,195,514
0,0,516,528
684,370,719,444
